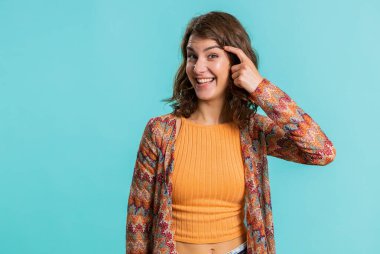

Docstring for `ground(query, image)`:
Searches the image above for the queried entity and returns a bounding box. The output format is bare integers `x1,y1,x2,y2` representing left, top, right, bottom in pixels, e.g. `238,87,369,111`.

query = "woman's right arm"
126,118,157,253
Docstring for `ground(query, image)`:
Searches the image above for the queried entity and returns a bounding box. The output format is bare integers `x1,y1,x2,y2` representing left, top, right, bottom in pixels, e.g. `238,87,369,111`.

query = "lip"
195,78,215,89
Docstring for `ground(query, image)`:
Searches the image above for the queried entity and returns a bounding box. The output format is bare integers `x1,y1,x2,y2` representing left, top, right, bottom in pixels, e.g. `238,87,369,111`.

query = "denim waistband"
225,241,247,254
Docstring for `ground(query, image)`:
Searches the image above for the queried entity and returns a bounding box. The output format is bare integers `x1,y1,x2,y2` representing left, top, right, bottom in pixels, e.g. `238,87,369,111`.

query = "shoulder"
147,112,176,126
144,112,177,135
140,113,177,151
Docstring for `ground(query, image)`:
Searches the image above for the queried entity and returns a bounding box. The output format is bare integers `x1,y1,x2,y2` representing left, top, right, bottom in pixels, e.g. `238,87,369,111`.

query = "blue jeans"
225,241,247,254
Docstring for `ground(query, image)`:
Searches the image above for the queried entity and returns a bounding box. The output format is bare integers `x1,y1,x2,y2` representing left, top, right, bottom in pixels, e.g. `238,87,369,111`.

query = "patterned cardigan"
126,78,336,254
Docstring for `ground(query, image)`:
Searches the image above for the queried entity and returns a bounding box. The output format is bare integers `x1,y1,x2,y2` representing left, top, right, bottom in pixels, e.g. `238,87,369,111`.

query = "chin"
195,91,220,101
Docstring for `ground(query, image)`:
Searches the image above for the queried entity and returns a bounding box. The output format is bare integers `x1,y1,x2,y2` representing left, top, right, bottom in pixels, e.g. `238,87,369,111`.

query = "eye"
187,54,196,59
187,53,218,60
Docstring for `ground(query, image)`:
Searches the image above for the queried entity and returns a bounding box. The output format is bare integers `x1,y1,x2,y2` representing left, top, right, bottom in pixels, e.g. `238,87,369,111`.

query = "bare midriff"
175,234,247,254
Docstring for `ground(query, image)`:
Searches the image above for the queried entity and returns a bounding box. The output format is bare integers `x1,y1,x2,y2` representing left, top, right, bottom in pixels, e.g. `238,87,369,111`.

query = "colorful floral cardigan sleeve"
250,79,335,165
126,78,336,254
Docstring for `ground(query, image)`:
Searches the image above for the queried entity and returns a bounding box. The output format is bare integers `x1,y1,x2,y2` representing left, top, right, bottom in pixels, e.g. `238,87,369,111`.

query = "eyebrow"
186,45,222,52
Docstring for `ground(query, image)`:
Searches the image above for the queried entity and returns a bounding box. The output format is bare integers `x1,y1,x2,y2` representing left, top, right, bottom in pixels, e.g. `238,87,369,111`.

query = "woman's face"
185,34,231,101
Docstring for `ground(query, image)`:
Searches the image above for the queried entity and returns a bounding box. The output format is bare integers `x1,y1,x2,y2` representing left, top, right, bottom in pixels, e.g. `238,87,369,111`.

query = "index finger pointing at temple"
223,46,248,63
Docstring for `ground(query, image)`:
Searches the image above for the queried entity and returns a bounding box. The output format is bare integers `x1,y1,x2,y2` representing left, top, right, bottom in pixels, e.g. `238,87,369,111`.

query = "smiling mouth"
196,78,215,87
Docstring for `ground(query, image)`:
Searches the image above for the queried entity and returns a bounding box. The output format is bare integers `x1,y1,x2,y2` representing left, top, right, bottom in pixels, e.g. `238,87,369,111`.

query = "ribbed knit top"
172,116,247,244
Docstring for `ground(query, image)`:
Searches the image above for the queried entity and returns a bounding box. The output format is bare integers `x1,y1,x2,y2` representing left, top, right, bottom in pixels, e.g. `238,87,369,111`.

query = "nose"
193,58,208,73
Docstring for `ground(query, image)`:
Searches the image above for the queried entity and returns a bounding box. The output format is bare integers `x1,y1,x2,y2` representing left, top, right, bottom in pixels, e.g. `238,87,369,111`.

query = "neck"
190,98,232,124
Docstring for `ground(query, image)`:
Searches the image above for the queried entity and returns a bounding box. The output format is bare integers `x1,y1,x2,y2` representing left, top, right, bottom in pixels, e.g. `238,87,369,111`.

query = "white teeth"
196,78,214,83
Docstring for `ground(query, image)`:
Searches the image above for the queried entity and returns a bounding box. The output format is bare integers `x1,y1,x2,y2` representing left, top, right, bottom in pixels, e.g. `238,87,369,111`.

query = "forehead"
186,35,219,50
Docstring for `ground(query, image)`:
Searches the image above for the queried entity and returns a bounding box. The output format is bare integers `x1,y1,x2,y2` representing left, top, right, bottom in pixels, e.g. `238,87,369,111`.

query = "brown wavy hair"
161,11,260,129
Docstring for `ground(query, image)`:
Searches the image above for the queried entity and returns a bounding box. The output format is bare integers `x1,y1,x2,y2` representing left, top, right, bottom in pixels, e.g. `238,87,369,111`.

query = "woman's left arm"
249,78,336,165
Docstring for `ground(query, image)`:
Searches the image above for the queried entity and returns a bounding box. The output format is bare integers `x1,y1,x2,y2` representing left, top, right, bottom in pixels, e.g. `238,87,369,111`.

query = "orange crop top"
172,116,247,244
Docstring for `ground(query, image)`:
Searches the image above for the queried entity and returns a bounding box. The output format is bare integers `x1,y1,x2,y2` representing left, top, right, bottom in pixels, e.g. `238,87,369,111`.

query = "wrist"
246,77,264,93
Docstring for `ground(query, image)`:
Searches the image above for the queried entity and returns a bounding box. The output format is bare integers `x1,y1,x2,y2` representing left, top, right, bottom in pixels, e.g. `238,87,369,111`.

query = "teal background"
1,0,379,253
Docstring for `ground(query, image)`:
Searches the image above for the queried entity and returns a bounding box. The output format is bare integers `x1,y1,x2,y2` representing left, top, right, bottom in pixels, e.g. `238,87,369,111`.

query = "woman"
126,11,336,254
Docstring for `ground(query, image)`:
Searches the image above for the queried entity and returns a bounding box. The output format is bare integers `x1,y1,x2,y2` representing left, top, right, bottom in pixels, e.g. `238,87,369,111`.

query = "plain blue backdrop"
1,0,379,253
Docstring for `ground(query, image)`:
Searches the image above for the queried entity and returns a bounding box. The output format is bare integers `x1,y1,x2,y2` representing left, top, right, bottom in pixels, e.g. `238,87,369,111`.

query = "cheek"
213,60,230,73
213,61,223,71
185,63,193,76
213,62,230,80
